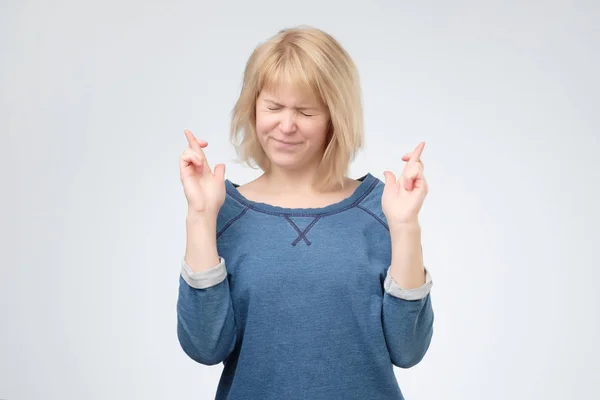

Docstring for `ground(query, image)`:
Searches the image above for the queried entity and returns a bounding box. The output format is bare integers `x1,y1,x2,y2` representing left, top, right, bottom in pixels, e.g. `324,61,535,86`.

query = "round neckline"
225,173,378,216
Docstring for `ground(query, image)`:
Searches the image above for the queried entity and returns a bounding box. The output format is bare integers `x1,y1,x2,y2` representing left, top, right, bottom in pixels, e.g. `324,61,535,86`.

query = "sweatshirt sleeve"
357,177,435,369
176,258,237,365
381,266,434,368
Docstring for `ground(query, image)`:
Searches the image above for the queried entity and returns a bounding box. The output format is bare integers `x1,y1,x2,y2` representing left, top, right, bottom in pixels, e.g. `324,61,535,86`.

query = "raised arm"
381,142,434,368
176,129,236,365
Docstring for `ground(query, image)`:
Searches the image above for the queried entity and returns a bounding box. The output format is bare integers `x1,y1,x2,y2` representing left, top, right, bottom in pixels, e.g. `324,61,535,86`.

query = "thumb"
213,163,226,182
383,171,397,190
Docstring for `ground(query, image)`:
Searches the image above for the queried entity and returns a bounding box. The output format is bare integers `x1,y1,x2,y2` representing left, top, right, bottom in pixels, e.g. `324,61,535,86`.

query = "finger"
403,164,423,191
187,142,209,152
404,174,416,191
186,149,206,167
184,129,208,150
213,163,226,182
184,129,198,149
409,141,426,163
180,157,203,178
383,171,397,191
184,130,212,172
402,155,424,168
186,142,209,151
180,150,204,170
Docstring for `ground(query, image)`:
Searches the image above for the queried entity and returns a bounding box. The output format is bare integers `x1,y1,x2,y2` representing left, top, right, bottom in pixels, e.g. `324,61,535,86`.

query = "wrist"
187,209,218,221
389,220,421,234
186,213,218,233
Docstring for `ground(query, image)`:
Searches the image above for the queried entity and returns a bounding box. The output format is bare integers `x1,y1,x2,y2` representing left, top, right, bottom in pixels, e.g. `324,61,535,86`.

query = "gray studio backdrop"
2,1,599,399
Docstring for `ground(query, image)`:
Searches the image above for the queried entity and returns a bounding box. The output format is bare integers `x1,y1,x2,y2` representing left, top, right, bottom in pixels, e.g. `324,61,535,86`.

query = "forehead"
259,83,322,107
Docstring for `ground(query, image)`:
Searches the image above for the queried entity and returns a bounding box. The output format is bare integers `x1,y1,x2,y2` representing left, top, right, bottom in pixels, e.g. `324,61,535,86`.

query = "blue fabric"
177,173,434,399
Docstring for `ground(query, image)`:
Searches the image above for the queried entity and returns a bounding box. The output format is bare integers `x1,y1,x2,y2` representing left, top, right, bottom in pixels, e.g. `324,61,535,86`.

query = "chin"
266,151,307,170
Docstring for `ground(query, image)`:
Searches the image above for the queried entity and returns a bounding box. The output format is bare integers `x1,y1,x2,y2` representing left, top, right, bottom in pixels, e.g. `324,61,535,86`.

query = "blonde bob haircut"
230,26,364,190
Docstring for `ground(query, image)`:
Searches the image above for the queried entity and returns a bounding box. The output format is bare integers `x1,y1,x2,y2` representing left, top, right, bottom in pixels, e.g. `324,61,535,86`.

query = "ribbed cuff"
181,258,227,289
384,266,433,300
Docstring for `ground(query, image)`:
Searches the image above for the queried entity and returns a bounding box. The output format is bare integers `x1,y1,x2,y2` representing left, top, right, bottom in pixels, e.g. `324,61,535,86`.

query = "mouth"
271,138,301,145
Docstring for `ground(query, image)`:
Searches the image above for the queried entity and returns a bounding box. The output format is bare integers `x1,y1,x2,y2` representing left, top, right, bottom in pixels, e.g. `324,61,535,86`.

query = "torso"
236,176,362,209
211,173,404,399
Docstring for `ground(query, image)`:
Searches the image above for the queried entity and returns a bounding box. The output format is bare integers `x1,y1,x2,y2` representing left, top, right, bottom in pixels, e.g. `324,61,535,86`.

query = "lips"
272,138,301,145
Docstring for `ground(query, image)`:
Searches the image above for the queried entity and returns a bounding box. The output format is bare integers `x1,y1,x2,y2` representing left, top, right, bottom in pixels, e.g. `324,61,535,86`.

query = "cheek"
255,113,278,135
299,119,329,142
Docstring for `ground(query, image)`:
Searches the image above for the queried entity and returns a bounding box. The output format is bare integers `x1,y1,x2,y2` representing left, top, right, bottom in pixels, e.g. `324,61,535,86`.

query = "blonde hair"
230,26,364,190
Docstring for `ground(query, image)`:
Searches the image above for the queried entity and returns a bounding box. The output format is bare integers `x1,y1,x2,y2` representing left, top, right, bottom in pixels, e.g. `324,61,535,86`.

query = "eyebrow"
264,99,317,109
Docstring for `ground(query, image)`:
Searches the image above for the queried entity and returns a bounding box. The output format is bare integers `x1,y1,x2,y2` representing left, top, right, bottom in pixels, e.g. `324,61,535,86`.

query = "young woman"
177,26,434,400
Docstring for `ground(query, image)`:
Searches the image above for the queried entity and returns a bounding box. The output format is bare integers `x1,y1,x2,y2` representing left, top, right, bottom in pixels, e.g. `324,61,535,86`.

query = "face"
255,84,330,172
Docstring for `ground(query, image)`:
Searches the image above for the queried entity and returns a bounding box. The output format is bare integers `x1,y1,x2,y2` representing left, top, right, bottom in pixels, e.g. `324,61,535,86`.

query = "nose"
279,110,297,134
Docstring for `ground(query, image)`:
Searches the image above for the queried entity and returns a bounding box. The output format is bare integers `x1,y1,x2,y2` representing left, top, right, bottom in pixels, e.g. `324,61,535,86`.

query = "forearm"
382,292,433,368
179,212,236,365
184,212,220,272
389,222,426,290
382,221,434,368
177,273,237,365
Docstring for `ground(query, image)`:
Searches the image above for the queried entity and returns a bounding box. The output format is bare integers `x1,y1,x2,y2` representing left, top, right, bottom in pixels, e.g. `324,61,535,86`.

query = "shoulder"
230,176,262,201
355,173,389,230
216,184,250,238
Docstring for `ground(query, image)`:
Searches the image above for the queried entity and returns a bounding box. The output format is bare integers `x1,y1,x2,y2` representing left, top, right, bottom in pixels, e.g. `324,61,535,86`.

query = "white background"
2,0,599,399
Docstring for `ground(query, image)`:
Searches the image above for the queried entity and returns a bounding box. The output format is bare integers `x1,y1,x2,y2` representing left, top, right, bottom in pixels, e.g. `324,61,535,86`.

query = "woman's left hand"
382,142,428,226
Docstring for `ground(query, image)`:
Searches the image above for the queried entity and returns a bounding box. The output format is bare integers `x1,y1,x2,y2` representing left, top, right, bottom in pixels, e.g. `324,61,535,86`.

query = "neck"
261,164,325,194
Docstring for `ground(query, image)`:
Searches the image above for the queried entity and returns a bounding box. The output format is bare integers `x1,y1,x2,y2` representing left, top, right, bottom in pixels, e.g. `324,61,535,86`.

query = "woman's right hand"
179,129,226,216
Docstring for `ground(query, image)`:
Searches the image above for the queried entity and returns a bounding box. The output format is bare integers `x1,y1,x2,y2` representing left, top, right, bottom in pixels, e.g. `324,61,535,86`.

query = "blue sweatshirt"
177,173,434,400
